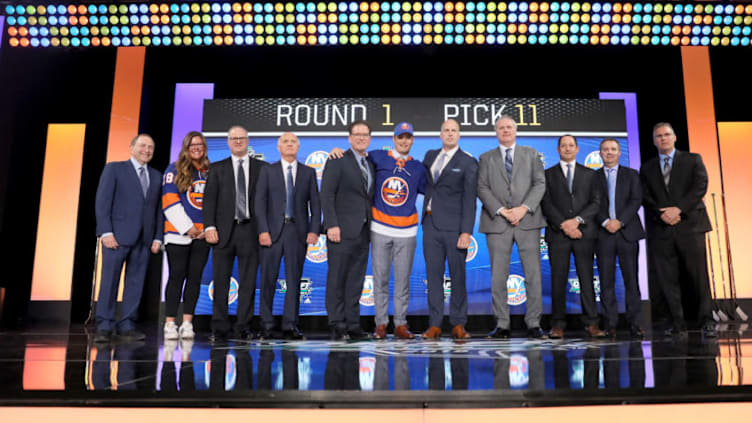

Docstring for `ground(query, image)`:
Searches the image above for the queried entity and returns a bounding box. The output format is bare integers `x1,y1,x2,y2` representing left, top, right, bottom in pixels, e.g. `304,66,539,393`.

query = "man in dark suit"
541,135,605,339
320,120,376,340
421,119,478,340
595,138,646,339
203,125,266,341
255,132,321,340
477,115,547,339
94,134,163,343
640,122,716,337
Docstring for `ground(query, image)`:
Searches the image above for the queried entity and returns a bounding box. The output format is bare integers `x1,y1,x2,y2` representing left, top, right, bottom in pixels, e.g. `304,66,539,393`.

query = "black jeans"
164,240,210,317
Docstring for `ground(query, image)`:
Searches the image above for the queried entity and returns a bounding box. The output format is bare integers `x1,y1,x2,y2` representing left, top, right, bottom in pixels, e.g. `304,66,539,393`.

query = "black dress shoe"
257,329,273,341
487,327,511,339
629,325,645,339
347,329,373,341
94,330,112,344
329,326,346,341
283,327,306,340
664,327,688,338
527,327,547,339
702,323,718,338
209,331,228,343
118,329,146,341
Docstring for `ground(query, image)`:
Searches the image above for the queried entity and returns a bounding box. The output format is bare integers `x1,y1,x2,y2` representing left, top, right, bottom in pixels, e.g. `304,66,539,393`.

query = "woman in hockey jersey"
161,131,211,340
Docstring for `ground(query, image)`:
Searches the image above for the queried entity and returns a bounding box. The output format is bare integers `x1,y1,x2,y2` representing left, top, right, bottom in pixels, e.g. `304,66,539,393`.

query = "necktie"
236,159,247,220
138,166,148,198
607,168,616,220
663,157,671,187
433,152,447,181
360,157,371,189
566,163,573,194
505,148,513,182
285,164,294,218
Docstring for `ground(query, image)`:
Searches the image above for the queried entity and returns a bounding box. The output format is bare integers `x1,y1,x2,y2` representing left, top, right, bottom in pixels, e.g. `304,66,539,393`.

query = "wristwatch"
575,216,585,225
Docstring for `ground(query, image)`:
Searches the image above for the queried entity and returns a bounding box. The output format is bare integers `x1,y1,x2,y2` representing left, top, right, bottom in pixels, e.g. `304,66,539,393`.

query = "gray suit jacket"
477,145,547,233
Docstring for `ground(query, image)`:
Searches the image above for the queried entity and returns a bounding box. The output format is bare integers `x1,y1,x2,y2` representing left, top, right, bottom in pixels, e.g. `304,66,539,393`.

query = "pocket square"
450,168,461,172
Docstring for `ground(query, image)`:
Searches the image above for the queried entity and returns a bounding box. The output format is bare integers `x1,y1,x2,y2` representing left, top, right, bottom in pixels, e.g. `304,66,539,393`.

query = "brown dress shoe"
374,324,387,339
394,324,415,339
549,327,564,339
422,326,442,339
585,324,607,338
451,325,471,339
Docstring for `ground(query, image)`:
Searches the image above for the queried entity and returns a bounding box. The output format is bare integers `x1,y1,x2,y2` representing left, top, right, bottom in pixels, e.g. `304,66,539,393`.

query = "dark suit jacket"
422,148,478,234
640,150,712,238
595,166,646,242
541,163,601,242
95,160,163,246
320,149,375,240
254,161,321,243
203,155,266,249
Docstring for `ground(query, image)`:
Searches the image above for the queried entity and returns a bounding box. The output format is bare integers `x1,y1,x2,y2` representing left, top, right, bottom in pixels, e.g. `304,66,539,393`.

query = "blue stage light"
733,27,741,36
351,13,360,23
296,3,305,13
571,23,580,34
724,16,733,25
41,38,50,47
371,23,379,33
714,16,722,25
561,3,570,12
551,2,560,13
620,35,629,45
662,25,670,35
205,25,214,34
509,14,517,23
691,36,699,45
413,23,421,33
162,36,171,46
467,13,476,23
551,13,559,23
193,35,202,45
561,14,569,23
296,14,306,23
732,37,740,46
153,37,162,46
701,36,710,45
744,27,751,36
497,34,506,44
264,15,274,24
579,34,588,44
112,37,122,47
58,16,67,25
49,16,57,25
212,3,221,13
71,27,79,36
214,15,223,24
236,35,245,45
71,37,81,47
391,2,400,12
702,26,711,35
529,34,537,44
99,4,107,14
539,34,548,44
529,24,538,34
593,3,602,13
328,34,337,44
306,3,315,13
152,26,161,35
434,13,443,23
714,5,724,15
360,34,369,43
370,34,379,43
742,38,750,46
40,27,49,36
306,14,315,23
391,12,400,22
445,34,454,44
683,15,692,26
206,35,215,45
592,15,601,24
317,23,326,33
381,12,390,22
488,34,497,43
349,2,359,12
6,16,16,25
509,2,518,13
446,23,454,33
519,2,528,13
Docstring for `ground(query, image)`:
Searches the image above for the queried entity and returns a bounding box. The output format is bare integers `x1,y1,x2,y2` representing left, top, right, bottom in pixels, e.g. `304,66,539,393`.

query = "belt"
234,218,250,225
284,216,295,223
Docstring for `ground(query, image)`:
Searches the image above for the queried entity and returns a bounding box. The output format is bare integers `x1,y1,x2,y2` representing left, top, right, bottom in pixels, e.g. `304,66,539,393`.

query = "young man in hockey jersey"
329,122,426,339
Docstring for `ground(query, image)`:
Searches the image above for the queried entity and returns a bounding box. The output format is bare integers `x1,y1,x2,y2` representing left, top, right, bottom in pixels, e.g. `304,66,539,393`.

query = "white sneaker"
164,321,179,340
179,321,195,339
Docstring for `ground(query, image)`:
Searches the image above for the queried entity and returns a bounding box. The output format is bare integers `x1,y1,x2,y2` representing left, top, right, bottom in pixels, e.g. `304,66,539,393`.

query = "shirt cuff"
205,226,217,233
101,232,114,239
601,219,609,228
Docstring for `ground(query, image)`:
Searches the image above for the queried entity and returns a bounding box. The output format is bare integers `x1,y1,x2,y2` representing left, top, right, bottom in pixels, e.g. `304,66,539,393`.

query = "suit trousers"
164,240,210,317
648,232,713,329
596,234,642,330
370,231,417,327
548,237,599,328
326,225,370,331
210,221,259,335
423,214,468,328
259,222,306,330
486,228,542,329
97,240,150,332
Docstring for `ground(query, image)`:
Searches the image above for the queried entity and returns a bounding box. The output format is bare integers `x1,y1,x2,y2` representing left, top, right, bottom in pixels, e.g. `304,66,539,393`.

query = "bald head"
278,131,300,161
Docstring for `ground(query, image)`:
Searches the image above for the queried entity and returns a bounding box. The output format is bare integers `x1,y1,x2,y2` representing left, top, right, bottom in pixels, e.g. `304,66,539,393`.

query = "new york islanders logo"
306,235,328,263
507,274,527,306
360,275,375,306
187,180,205,210
208,277,239,305
305,151,329,181
466,235,478,262
585,151,604,169
381,176,409,207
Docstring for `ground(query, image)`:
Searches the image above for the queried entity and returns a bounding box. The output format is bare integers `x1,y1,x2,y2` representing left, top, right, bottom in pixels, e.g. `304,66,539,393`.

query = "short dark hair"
348,120,371,135
600,138,620,150
558,134,577,147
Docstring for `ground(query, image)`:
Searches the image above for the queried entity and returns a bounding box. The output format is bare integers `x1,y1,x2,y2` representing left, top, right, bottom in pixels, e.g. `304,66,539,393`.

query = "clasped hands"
659,206,682,226
499,206,528,226
560,218,583,239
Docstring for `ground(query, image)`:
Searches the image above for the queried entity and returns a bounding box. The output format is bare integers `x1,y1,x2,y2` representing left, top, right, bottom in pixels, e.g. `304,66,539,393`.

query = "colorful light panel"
3,2,752,47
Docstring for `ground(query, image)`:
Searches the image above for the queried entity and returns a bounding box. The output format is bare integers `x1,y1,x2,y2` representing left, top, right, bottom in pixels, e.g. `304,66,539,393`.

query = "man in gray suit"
477,115,547,339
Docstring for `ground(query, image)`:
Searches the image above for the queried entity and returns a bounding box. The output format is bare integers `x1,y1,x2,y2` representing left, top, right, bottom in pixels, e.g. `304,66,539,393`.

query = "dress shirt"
280,158,297,190
498,143,516,166
232,154,251,219
558,160,577,178
601,164,619,227
427,146,459,211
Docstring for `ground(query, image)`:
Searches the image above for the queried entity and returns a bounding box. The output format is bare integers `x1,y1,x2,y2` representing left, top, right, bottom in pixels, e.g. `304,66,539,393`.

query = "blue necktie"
285,164,294,218
505,148,513,182
138,166,148,198
433,152,446,181
607,168,616,220
663,157,671,186
566,163,573,194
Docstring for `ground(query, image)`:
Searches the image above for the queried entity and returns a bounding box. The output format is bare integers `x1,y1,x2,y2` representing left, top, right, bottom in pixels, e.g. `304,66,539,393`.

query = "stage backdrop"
162,96,644,317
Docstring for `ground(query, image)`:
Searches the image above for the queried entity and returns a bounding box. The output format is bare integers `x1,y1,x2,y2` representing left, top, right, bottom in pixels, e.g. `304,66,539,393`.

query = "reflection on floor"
2,324,751,407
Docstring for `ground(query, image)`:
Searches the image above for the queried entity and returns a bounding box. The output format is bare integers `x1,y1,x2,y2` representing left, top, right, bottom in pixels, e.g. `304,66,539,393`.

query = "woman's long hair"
175,131,210,193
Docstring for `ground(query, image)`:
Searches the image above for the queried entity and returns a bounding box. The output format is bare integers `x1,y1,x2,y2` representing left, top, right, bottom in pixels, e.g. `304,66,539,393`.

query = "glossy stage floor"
1,324,752,408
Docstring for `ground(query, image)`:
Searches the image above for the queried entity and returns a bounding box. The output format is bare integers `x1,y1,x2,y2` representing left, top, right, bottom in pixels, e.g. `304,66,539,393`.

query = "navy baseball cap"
394,122,414,136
